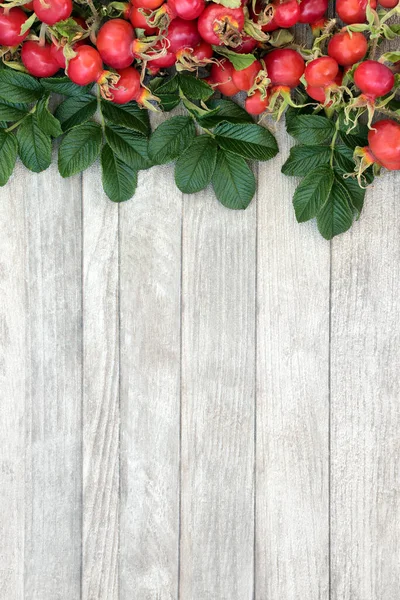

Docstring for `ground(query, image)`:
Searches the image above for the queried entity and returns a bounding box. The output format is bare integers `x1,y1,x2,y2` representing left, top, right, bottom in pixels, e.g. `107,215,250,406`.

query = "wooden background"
1,120,399,600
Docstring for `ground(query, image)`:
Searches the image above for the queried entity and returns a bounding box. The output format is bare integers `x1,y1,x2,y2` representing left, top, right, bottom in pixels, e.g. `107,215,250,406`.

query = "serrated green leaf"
16,114,52,173
157,94,181,112
58,122,102,177
149,75,179,94
317,175,354,239
197,99,253,128
35,95,62,138
0,130,18,185
212,46,257,70
293,166,334,222
333,168,366,217
148,116,196,164
175,135,217,194
0,69,42,103
339,127,369,149
212,150,255,210
0,99,29,122
214,122,278,161
105,124,151,170
101,144,137,203
282,145,331,176
178,73,214,100
41,76,92,96
101,100,150,135
286,114,335,145
55,95,97,131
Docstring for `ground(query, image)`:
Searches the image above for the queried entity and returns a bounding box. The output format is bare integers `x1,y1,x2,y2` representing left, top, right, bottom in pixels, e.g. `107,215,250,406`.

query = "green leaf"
41,76,91,96
101,100,150,136
0,130,18,185
212,0,241,6
178,73,214,100
58,122,102,177
0,99,29,122
101,144,137,203
293,166,334,222
282,145,331,176
0,69,42,103
55,95,97,132
333,168,365,217
16,114,52,173
148,116,196,164
339,128,369,149
212,150,255,210
197,99,253,128
212,46,257,70
156,94,181,112
35,95,63,138
149,75,179,94
214,122,278,161
317,175,354,240
175,136,217,194
105,124,151,170
286,114,335,145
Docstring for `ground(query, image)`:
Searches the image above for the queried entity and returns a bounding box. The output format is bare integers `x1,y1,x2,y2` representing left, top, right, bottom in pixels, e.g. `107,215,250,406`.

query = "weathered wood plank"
22,163,82,599
256,122,330,600
119,159,182,598
180,190,256,599
0,164,27,600
331,171,400,600
82,166,119,600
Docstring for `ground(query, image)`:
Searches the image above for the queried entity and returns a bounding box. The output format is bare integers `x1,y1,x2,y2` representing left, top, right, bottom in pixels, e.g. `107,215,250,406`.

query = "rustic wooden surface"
1,120,399,600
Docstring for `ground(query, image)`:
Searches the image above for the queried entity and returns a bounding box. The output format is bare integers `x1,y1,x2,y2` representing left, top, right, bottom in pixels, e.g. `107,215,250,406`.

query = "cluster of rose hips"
0,0,399,173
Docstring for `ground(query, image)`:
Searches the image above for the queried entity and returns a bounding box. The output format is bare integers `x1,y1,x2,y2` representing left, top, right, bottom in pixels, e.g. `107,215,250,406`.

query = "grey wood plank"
119,158,182,598
331,170,400,600
82,166,119,599
256,122,330,600
180,191,256,599
22,163,82,599
0,163,27,600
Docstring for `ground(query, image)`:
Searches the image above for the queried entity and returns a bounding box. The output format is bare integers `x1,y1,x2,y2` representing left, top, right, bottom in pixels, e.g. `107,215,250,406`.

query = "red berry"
67,45,104,86
274,0,301,28
354,60,394,99
264,49,305,88
336,0,377,24
209,59,239,96
197,3,245,46
166,18,201,53
245,90,270,115
304,56,339,87
33,0,72,25
368,120,400,170
110,67,141,104
327,30,368,66
96,19,135,69
21,41,60,77
232,60,262,91
299,0,328,23
0,7,30,46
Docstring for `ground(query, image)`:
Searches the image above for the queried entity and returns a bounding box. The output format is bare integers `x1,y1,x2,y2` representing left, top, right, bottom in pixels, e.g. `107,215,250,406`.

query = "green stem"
96,85,105,131
5,104,36,132
330,119,340,167
375,106,400,123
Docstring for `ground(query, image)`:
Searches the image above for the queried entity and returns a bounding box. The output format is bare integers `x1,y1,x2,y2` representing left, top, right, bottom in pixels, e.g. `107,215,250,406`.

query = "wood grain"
0,163,27,600
82,166,120,600
119,153,182,598
180,189,256,600
22,162,82,599
256,122,330,600
331,171,400,600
